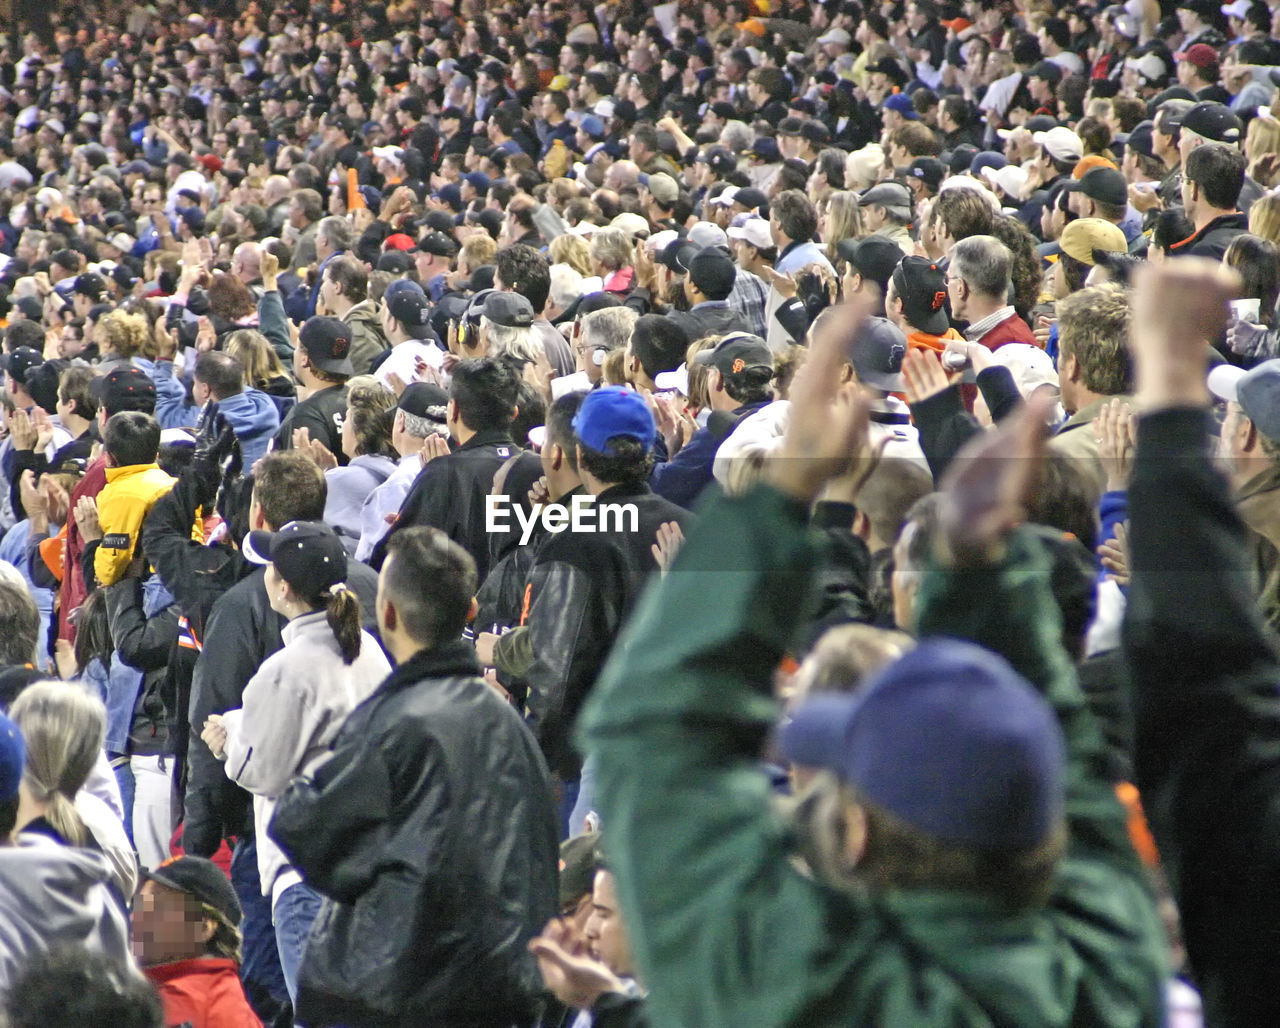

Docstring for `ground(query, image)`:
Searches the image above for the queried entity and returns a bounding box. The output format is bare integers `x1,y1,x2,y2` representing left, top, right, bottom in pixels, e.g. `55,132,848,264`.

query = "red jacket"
975,312,1038,351
147,958,262,1028
59,455,108,642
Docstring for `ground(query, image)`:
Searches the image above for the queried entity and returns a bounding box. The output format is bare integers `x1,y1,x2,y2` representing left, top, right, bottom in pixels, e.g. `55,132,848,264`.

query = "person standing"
270,526,558,1026
202,521,390,1010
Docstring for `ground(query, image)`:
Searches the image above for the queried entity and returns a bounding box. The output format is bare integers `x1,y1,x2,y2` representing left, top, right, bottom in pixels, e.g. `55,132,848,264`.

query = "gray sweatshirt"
222,610,390,904
0,831,134,994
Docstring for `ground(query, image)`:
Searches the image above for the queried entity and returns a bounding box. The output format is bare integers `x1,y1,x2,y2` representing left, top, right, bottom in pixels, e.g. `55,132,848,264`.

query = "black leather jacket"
371,428,518,579
524,484,693,778
270,640,559,1027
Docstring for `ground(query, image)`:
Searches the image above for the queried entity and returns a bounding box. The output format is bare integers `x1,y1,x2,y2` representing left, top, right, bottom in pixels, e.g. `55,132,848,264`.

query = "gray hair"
317,215,354,252
720,120,753,154
580,306,638,352
1155,98,1195,137
949,234,1012,300
400,409,449,439
589,227,633,272
482,319,541,363
549,264,585,311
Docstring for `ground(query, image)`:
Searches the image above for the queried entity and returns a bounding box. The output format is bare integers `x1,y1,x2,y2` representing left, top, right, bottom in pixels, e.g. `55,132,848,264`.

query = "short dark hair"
324,254,368,303
58,365,98,421
383,526,477,647
193,351,244,400
495,244,551,313
577,435,653,489
546,392,584,473
723,366,774,405
772,190,818,243
934,188,994,242
450,357,520,433
103,411,160,467
0,581,39,666
3,947,164,1028
253,450,327,529
1185,142,1246,211
630,121,659,153
5,319,44,352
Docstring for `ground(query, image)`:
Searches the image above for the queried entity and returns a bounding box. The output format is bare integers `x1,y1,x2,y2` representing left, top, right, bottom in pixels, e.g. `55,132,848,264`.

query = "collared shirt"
964,306,1017,343
730,269,769,338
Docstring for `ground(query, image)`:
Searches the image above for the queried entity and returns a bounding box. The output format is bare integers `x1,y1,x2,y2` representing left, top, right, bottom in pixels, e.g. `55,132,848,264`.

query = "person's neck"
964,294,1006,325
580,469,613,497
329,294,354,318
709,391,739,413
452,421,476,446
1066,386,1107,416
1195,204,1232,232
548,470,582,502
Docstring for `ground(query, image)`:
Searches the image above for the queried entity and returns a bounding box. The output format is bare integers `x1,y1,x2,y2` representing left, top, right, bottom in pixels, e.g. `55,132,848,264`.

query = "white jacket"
222,611,390,901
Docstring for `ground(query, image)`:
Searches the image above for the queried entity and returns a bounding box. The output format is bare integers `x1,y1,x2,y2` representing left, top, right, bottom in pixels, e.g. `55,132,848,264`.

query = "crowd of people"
0,0,1280,1025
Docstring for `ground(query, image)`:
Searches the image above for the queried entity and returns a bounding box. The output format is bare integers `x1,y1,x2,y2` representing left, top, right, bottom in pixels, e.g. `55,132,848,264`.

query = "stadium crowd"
1,0,1280,1025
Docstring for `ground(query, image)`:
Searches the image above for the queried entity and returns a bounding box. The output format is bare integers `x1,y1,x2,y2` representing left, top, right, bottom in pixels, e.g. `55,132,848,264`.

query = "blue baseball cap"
571,386,655,455
579,114,607,141
882,93,920,120
463,171,491,195
781,638,1066,848
968,150,1008,177
0,713,22,803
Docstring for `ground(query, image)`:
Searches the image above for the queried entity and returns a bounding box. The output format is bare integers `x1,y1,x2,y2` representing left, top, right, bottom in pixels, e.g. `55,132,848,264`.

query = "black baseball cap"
697,145,737,176
481,291,535,328
2,346,43,385
244,520,350,598
398,382,450,424
944,143,979,175
142,856,242,925
414,230,459,257
1065,166,1128,207
1126,120,1156,159
892,256,950,336
907,157,947,191
299,316,356,376
686,247,737,300
777,117,804,137
1029,61,1063,84
836,234,906,292
90,366,157,416
732,187,769,214
849,317,908,392
693,332,774,380
1180,101,1242,143
658,239,699,273
385,281,432,333
73,272,108,302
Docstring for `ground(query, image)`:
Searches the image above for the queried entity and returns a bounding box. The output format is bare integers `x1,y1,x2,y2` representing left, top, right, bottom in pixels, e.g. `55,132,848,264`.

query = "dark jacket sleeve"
269,724,403,903
184,584,273,855
8,447,48,521
804,501,873,642
1123,407,1280,1028
104,578,179,673
906,384,981,482
975,365,1022,424
141,464,234,625
523,558,597,777
257,288,293,363
593,993,651,1028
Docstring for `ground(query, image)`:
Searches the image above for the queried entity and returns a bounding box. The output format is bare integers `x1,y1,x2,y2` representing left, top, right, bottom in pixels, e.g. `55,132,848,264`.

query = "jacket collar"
456,427,514,452
104,461,162,483
595,482,653,503
383,638,480,693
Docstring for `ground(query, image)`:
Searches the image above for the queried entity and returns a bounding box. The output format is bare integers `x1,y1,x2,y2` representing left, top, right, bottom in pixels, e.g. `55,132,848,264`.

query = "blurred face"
583,871,633,977
130,881,209,966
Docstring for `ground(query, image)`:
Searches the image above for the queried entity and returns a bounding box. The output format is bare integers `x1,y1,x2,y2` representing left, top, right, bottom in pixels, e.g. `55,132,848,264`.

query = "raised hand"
901,346,960,407
651,520,685,575
1094,397,1134,493
528,918,625,1012
937,392,1055,566
767,300,874,503
73,495,102,543
1098,520,1130,587
419,433,451,468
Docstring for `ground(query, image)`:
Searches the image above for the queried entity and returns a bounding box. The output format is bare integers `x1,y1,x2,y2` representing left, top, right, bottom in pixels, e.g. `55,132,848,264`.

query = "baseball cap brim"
779,694,858,770
242,529,275,565
1207,363,1246,403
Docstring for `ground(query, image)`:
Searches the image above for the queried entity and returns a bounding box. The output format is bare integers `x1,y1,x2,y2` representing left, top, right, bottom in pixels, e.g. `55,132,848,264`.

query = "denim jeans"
109,754,134,847
274,881,323,1012
230,837,289,1016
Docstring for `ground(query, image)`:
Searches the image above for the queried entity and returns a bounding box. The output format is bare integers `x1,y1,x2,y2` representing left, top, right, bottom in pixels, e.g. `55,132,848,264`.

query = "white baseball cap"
727,215,773,250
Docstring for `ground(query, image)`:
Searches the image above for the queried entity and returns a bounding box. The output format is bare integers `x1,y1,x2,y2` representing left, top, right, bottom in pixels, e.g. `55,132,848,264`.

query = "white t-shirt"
373,341,446,391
